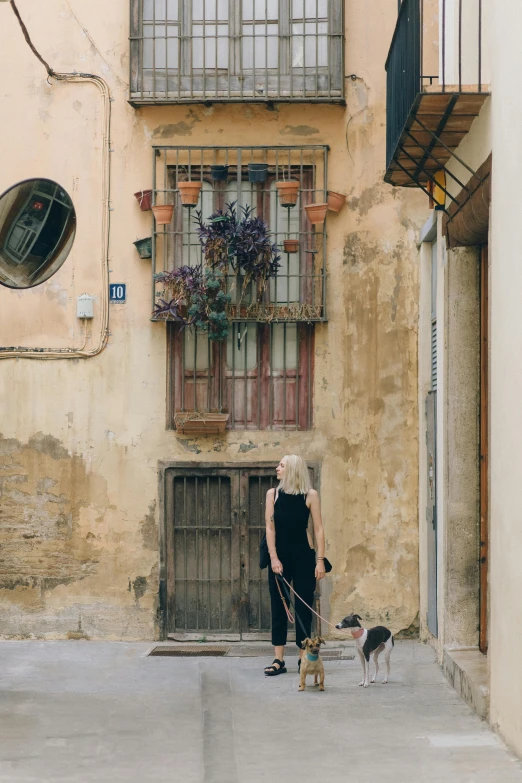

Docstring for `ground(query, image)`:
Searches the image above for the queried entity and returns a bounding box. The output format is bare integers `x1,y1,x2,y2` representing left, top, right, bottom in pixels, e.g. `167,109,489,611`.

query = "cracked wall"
0,0,426,640
0,432,158,639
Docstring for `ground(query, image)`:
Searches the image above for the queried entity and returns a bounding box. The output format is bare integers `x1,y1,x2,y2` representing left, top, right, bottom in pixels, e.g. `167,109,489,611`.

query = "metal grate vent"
148,645,230,656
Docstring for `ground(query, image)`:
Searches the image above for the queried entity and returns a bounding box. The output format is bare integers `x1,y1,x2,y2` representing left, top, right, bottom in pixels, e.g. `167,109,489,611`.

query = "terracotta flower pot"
327,191,346,213
174,411,229,435
178,181,202,207
134,189,152,211
276,180,300,207
304,202,328,226
133,237,152,258
283,239,300,254
152,204,174,225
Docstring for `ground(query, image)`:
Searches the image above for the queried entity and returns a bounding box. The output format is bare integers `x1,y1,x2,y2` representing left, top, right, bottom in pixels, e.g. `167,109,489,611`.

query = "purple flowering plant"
194,202,280,298
153,265,230,341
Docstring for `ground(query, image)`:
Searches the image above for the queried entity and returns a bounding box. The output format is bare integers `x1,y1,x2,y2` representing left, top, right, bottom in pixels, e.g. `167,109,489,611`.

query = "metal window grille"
167,321,314,430
152,144,328,322
130,0,344,103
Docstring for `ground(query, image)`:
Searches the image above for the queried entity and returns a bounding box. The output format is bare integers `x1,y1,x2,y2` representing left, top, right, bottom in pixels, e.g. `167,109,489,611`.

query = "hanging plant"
194,202,280,299
236,206,281,298
153,265,230,341
194,202,239,273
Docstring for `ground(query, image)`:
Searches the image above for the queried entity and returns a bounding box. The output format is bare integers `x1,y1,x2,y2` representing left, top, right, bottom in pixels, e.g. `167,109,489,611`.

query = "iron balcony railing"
129,0,344,104
386,0,485,169
151,144,328,322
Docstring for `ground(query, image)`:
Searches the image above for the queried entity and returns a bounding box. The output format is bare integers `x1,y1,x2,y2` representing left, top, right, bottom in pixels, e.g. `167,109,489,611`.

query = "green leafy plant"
153,265,230,341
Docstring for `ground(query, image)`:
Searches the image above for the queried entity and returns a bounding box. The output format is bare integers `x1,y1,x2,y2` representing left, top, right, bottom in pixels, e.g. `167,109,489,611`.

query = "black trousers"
268,549,316,649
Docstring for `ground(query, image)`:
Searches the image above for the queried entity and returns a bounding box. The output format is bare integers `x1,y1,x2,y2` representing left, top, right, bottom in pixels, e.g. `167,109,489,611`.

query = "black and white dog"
335,614,394,687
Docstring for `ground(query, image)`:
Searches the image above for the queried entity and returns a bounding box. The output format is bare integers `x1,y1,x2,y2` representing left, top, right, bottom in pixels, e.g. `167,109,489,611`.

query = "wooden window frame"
167,321,314,430
129,0,344,103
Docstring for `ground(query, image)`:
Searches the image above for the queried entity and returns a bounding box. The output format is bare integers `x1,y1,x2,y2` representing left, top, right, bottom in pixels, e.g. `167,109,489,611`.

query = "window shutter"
431,320,437,391
129,0,140,95
329,0,344,93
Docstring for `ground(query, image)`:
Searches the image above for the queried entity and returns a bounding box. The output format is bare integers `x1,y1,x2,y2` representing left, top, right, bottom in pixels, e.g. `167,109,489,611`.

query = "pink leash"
280,575,336,628
275,576,295,623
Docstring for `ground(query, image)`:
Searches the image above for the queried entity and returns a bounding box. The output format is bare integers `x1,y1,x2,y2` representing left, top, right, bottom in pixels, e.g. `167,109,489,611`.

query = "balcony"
149,144,328,322
129,0,344,105
385,0,489,194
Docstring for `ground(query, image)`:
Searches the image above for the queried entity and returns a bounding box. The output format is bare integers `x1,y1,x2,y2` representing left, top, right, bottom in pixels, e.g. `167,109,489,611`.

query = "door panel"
479,245,489,654
244,471,279,638
426,391,438,637
167,470,241,637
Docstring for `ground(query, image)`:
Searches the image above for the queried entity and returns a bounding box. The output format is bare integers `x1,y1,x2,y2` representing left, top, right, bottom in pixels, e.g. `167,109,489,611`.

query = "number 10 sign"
109,284,126,303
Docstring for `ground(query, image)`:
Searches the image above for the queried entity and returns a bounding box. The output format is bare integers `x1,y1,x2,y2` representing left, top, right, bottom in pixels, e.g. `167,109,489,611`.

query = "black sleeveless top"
274,490,312,561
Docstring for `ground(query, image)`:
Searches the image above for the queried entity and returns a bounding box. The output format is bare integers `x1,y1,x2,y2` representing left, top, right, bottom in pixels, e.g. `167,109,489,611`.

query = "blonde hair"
278,455,311,495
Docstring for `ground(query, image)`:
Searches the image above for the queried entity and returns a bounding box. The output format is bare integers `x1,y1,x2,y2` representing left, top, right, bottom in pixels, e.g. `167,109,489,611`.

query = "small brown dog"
298,636,325,691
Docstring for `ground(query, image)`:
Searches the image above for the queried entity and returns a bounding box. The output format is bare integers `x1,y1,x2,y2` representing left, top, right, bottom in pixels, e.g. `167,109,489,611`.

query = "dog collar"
306,652,319,662
351,628,364,639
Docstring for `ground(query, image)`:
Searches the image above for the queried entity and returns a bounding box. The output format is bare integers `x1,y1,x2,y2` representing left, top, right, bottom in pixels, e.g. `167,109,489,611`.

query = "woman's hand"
315,560,326,580
271,557,283,576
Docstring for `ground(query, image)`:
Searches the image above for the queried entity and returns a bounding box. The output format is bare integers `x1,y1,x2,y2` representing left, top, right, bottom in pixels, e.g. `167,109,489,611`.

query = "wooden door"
426,391,438,637
166,469,241,638
426,239,438,637
479,245,489,654
165,464,317,640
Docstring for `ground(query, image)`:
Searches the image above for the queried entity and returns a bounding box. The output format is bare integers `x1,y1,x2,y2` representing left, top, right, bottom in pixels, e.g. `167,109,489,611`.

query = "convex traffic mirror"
0,178,76,288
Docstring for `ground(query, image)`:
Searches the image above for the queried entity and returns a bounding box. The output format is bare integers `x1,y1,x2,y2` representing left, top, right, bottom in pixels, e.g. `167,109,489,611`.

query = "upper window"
0,179,76,289
130,0,344,103
167,321,314,429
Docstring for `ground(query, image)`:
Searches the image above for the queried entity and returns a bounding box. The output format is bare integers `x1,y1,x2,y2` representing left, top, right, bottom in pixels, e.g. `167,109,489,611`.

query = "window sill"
129,95,345,108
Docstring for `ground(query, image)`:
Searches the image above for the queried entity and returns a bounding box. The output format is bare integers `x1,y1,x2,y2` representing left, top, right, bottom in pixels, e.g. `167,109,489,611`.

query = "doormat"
148,645,230,657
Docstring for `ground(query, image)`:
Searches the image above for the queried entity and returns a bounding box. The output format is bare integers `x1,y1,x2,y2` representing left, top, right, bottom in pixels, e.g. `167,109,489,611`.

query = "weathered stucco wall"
442,245,481,650
0,0,425,640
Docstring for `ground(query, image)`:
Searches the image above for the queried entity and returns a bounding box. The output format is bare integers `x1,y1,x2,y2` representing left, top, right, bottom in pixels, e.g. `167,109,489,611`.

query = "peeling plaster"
153,110,202,138
280,124,319,136
0,433,156,640
239,441,257,453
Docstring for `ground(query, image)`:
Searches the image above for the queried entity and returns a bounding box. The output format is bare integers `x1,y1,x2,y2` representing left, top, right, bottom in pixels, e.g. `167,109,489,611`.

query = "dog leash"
275,574,294,623
279,575,336,628
275,575,310,640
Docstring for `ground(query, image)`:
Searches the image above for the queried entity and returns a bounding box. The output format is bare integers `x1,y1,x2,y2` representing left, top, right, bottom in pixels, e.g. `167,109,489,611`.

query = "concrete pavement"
0,640,521,782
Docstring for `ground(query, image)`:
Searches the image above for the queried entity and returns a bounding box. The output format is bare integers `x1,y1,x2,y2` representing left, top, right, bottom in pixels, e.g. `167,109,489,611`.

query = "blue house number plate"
109,284,126,303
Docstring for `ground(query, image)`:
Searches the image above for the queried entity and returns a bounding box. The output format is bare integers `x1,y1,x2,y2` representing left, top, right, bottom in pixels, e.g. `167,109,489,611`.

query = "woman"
263,455,326,676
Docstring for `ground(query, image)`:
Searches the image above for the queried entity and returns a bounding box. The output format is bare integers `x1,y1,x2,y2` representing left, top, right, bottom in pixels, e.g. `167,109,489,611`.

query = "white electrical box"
77,294,94,319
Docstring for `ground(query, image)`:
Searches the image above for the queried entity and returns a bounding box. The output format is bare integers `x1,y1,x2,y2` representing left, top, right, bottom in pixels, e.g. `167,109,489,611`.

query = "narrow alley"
0,640,520,783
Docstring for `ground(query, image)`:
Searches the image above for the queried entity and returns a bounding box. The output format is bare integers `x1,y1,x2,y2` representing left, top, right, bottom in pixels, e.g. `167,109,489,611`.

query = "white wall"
489,0,522,758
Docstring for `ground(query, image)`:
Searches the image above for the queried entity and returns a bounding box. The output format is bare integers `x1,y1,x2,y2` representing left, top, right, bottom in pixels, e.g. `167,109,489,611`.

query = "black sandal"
264,658,287,676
